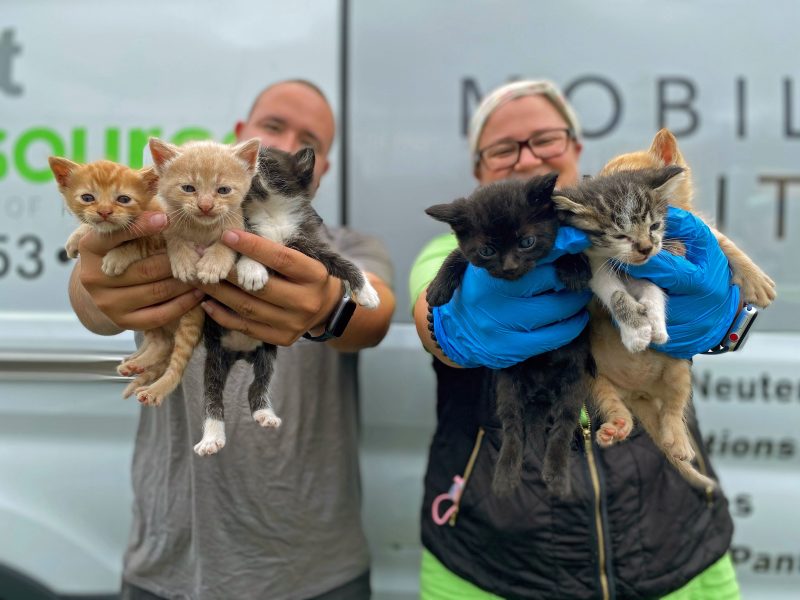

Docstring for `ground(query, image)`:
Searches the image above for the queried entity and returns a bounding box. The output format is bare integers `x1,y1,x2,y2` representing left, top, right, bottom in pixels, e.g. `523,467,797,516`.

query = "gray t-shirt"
123,227,393,600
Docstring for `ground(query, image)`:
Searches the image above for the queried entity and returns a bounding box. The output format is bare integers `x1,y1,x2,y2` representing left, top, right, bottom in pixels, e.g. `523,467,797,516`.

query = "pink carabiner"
431,475,465,526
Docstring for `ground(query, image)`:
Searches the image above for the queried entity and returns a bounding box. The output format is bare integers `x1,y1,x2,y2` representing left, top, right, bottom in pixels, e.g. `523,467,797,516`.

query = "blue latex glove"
432,226,592,369
623,206,740,359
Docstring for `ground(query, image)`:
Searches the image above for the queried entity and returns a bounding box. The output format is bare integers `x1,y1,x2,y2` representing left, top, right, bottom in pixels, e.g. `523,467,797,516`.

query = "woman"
410,79,741,599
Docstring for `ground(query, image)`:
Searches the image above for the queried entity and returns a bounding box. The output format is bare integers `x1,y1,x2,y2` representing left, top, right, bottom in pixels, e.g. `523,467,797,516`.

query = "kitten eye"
117,195,132,204
181,184,196,193
518,236,536,249
649,222,662,231
80,193,95,203
478,246,496,258
613,234,629,240
217,186,232,195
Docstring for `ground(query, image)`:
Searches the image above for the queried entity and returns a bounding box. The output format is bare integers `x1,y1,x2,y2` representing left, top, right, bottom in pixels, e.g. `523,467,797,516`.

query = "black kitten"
425,173,594,498
194,147,380,456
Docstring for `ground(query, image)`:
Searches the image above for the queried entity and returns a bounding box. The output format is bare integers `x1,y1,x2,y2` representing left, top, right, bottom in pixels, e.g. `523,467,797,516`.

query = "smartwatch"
704,303,759,355
302,282,357,342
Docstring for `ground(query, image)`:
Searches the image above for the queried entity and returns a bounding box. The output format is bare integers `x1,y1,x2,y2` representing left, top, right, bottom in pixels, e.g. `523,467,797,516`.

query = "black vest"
421,359,733,600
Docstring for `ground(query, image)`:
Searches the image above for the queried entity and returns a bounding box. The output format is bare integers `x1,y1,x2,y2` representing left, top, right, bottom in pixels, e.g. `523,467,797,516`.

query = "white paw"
194,418,226,455
193,437,226,456
620,323,652,353
352,279,380,309
253,408,282,429
237,258,269,291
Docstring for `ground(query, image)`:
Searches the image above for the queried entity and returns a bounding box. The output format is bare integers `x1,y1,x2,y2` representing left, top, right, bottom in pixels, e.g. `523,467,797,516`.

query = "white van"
2,1,798,599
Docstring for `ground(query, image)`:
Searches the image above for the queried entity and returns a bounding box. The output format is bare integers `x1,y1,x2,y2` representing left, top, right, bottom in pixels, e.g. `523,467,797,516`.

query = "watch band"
302,282,358,342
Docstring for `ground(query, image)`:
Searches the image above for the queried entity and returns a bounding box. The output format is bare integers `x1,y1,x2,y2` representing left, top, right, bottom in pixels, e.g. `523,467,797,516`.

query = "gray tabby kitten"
195,146,379,456
552,166,685,353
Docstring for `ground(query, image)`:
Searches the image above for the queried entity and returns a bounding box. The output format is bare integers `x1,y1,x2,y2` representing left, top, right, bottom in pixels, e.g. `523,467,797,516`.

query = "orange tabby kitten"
127,137,261,407
586,129,775,488
48,157,173,396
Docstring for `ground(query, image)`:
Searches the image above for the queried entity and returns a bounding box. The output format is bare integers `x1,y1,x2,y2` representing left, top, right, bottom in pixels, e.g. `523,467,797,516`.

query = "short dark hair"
245,79,330,120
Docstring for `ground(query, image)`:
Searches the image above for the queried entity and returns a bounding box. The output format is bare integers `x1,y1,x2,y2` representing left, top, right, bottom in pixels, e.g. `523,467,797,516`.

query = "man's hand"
70,212,203,334
198,229,395,350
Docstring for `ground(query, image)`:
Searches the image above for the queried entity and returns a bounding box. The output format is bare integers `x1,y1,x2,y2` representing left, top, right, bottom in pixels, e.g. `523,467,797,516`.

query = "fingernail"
201,301,214,315
150,213,167,228
222,231,239,245
193,289,205,299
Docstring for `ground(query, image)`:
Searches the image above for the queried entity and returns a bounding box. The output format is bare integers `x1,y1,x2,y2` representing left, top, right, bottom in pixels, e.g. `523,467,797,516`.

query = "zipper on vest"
581,406,611,600
449,427,485,526
686,427,715,507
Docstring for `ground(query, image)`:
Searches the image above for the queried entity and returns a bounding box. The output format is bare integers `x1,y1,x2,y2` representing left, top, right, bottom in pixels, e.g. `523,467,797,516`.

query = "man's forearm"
68,260,124,336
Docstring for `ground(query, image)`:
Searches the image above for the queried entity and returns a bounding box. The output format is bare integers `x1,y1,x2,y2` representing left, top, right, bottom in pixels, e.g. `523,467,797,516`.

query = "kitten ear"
138,166,160,197
525,172,559,204
148,138,180,173
552,192,590,216
48,156,79,189
294,147,316,188
234,137,261,176
425,200,466,230
648,128,686,166
648,165,685,200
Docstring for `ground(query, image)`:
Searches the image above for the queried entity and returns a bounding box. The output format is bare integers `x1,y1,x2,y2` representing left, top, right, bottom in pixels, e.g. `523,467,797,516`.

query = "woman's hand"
624,206,740,358
430,227,592,369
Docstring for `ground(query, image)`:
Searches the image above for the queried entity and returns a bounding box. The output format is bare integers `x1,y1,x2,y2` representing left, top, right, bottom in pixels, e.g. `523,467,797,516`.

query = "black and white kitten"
194,146,379,456
425,173,595,498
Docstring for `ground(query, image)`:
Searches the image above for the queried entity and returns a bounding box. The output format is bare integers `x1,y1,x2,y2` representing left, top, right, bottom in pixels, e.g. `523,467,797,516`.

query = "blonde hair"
468,80,581,166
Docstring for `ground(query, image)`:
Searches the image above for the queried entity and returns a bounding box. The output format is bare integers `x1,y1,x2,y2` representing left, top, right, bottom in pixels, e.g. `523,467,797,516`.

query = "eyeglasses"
476,128,574,171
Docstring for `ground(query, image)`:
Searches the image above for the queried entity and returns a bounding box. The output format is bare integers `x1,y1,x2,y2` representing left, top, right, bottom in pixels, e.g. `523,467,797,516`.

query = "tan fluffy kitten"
48,157,173,398
126,137,261,407
585,129,775,488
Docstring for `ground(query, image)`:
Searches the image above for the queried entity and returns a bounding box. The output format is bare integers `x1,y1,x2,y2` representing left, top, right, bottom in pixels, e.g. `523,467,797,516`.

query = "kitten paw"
425,287,452,308
253,408,282,429
101,255,133,277
197,253,234,285
136,386,166,407
193,436,226,456
171,260,197,282
237,258,269,291
661,425,695,461
65,241,81,259
619,323,652,353
596,417,633,447
542,468,571,499
352,280,380,309
117,360,146,377
734,272,777,308
639,300,669,344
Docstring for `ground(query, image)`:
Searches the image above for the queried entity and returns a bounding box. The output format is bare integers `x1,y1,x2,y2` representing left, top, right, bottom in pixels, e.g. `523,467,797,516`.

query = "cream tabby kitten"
129,137,261,407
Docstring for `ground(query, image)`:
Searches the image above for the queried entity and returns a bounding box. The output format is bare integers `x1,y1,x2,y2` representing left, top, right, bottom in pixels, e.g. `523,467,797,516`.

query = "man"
69,79,395,600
